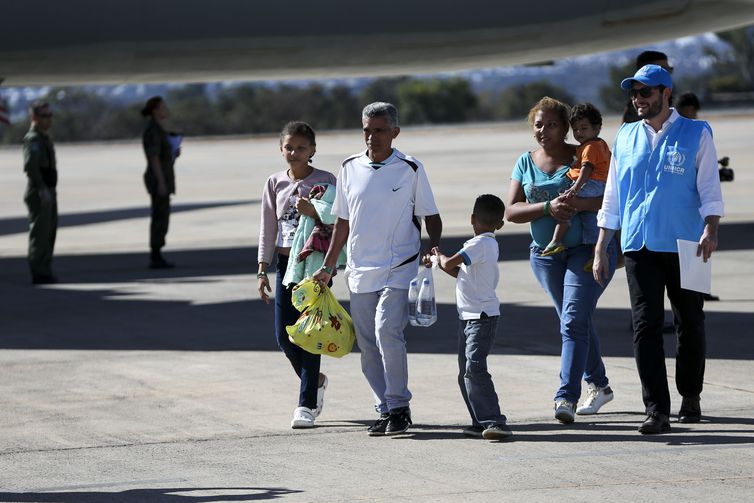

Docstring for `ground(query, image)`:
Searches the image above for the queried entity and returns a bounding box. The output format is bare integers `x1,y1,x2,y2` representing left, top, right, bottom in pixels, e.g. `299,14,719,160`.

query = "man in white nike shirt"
315,102,442,436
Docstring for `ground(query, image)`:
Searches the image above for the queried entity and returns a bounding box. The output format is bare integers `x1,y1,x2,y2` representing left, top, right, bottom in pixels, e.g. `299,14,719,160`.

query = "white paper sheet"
677,239,711,294
168,133,182,159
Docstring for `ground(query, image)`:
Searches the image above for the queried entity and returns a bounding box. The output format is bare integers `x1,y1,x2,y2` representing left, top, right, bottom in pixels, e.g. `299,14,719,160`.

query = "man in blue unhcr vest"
592,64,724,435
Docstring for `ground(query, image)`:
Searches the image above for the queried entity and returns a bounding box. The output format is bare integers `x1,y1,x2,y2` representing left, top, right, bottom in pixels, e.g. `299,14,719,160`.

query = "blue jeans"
275,254,321,410
575,179,605,245
457,316,507,428
530,241,617,403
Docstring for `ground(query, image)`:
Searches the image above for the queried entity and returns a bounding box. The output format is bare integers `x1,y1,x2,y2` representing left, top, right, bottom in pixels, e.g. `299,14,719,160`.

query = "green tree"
396,77,478,124
324,85,360,130
493,81,574,120
358,77,409,108
698,26,754,95
215,84,259,134
0,117,30,144
599,61,635,113
39,87,109,142
2,88,142,144
165,84,221,135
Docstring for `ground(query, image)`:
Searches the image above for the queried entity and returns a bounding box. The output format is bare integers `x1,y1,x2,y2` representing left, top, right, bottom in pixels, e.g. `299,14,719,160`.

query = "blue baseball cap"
620,64,673,90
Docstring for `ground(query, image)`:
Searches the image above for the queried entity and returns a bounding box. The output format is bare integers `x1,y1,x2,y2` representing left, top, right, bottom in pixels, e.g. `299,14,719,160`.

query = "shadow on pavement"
2,276,753,359
376,417,754,445
0,199,257,237
2,224,754,358
0,487,300,502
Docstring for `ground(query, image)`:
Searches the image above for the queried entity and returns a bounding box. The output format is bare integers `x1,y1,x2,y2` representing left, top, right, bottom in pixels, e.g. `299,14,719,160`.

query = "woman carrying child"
505,97,618,424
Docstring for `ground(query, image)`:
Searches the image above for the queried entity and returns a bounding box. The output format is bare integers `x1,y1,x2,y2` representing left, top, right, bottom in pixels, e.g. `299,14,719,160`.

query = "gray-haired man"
314,102,442,435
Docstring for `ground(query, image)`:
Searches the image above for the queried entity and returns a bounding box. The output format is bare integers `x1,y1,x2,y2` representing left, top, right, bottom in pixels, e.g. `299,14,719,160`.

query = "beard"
636,98,663,120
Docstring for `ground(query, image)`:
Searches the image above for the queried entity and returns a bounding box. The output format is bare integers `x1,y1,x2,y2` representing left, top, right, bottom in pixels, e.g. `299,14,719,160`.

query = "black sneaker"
462,425,484,438
32,274,58,285
385,407,412,435
367,413,390,436
482,423,513,440
149,257,175,269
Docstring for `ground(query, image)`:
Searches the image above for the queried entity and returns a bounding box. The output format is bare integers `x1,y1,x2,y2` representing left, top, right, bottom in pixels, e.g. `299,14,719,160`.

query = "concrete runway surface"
1,114,753,502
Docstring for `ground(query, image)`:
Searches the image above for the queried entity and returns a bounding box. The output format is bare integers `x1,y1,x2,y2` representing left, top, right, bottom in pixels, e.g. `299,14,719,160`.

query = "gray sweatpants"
349,287,412,413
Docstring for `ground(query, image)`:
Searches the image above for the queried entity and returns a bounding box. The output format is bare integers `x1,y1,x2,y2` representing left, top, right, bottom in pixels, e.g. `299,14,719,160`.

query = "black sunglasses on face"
629,86,663,99
37,113,53,118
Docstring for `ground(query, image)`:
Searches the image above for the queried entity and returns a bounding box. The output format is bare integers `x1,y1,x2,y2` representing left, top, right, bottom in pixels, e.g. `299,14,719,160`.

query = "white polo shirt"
333,149,439,293
456,232,501,320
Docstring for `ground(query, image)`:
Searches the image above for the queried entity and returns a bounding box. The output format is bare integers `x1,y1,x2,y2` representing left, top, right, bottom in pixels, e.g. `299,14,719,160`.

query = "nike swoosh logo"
392,187,401,192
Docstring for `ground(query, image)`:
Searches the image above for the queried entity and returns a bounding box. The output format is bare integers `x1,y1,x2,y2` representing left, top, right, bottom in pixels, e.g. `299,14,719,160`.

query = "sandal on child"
541,243,566,257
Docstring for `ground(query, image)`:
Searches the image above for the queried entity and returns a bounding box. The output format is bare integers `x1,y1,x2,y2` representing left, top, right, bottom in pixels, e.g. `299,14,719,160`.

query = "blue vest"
613,116,711,253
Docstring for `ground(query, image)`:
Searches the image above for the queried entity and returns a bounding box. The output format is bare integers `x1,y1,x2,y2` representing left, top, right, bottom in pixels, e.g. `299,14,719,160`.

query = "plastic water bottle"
416,277,437,327
408,279,420,326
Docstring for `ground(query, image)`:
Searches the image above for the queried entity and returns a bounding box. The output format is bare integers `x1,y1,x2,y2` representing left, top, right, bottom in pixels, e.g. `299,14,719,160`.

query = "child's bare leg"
542,221,570,256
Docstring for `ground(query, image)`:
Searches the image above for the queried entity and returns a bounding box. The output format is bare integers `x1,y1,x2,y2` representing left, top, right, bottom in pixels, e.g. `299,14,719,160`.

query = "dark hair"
29,100,50,116
473,194,505,228
279,121,316,146
636,50,669,69
527,97,570,136
677,91,701,110
141,96,164,117
569,103,603,128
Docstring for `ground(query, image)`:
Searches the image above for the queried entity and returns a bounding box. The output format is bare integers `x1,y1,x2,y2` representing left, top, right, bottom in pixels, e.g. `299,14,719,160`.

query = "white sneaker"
314,374,328,418
576,384,614,415
291,406,316,429
554,400,576,424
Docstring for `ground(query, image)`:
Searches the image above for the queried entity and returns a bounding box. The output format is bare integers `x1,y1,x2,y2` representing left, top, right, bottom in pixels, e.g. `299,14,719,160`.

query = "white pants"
349,287,411,413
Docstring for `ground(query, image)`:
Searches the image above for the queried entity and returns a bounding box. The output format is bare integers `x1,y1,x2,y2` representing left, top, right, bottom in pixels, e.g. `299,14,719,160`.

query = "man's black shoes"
32,274,57,285
638,412,671,434
678,396,702,423
385,407,412,435
367,413,390,436
369,408,412,436
149,254,175,269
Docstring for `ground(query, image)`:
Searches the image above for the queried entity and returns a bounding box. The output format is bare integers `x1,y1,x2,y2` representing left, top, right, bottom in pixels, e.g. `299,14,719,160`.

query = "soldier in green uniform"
141,96,178,269
23,100,58,284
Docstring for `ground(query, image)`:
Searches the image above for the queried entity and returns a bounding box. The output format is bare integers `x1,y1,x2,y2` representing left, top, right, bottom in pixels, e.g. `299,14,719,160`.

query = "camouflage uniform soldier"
23,100,58,284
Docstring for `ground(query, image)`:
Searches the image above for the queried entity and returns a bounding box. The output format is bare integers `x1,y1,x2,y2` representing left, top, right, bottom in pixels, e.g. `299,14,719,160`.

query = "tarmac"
1,115,753,502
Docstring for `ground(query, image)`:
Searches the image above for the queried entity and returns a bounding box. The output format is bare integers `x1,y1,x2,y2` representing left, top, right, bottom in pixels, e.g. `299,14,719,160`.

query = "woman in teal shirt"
505,97,618,424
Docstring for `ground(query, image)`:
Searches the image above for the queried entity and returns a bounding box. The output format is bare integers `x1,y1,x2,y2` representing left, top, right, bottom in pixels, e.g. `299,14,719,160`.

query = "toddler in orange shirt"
542,103,610,257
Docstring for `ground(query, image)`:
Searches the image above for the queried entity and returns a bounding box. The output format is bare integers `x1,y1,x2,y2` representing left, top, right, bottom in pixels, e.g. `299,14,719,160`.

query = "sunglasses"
37,112,53,118
628,86,663,99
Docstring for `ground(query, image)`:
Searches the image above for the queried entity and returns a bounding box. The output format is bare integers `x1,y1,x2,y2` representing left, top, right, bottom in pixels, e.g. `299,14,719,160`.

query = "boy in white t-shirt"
432,194,511,440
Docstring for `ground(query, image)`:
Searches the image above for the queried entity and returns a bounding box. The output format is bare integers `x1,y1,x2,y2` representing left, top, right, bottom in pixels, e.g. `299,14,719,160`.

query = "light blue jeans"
530,241,617,403
573,179,605,245
349,287,411,413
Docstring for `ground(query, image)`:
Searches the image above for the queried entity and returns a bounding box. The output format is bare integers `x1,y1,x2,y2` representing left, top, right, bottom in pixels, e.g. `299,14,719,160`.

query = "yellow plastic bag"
286,278,355,358
290,276,322,311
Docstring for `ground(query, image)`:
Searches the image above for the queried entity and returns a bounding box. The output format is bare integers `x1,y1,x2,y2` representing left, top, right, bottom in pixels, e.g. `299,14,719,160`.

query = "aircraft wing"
3,0,754,85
